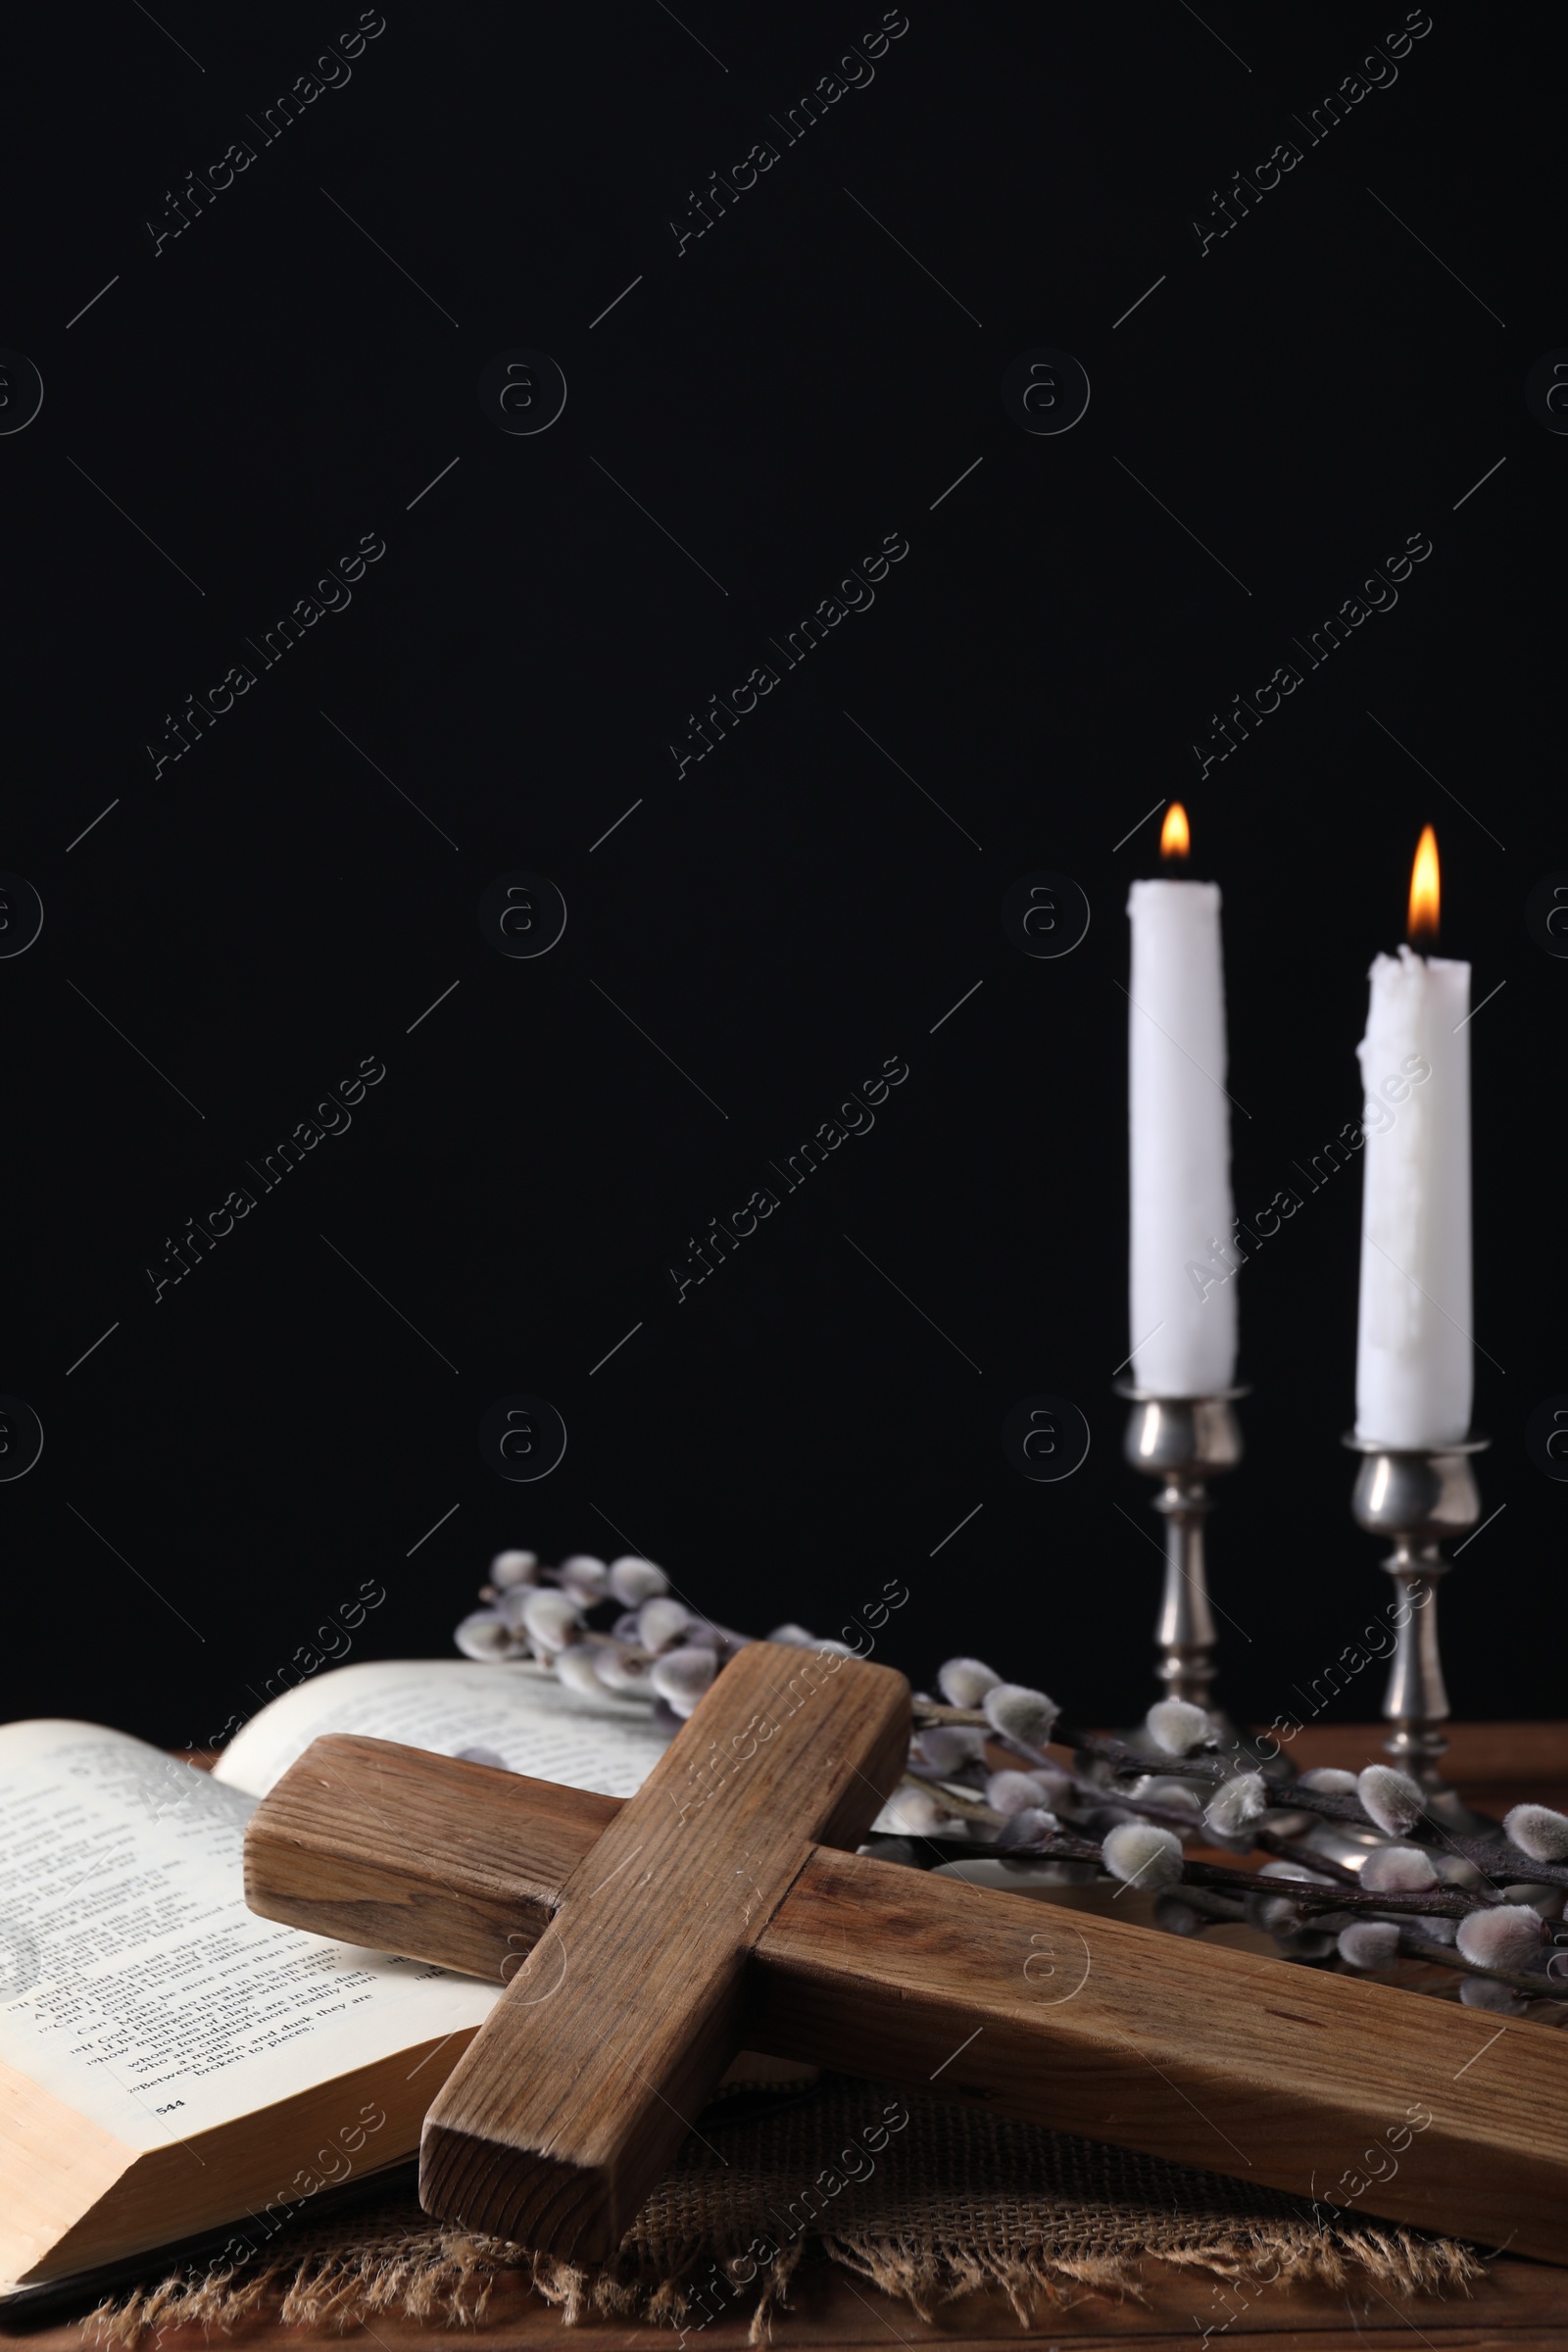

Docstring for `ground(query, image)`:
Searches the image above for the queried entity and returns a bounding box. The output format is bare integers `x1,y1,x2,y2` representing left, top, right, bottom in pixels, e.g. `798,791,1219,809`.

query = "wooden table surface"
10,1725,1568,2352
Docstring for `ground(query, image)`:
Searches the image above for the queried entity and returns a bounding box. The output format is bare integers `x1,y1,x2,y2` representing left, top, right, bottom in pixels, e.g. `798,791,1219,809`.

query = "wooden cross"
245,1642,1568,2264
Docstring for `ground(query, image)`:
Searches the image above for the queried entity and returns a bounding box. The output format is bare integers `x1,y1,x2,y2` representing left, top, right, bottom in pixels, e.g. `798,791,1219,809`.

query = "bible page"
212,1657,668,1799
0,1720,496,2149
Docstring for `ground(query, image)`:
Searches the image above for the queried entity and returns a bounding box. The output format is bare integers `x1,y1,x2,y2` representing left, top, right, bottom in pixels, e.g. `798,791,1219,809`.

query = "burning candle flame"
1160,803,1191,862
1408,824,1440,945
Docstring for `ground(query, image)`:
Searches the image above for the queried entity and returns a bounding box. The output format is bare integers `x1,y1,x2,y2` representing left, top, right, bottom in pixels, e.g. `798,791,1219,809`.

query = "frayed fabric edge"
819,2215,1482,2331
87,2210,1481,2344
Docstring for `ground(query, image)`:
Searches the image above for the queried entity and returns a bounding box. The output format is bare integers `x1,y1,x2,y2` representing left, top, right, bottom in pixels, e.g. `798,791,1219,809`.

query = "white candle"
1127,823,1237,1396
1353,836,1472,1446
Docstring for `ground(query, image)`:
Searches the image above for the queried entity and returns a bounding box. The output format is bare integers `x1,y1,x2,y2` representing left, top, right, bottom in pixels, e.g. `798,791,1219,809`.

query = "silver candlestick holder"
1116,1386,1247,1717
1345,1433,1492,1833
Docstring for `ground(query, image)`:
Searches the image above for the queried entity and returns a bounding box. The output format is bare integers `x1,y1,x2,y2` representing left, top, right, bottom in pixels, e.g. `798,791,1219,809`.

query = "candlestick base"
1342,1433,1494,1838
1116,1387,1252,1749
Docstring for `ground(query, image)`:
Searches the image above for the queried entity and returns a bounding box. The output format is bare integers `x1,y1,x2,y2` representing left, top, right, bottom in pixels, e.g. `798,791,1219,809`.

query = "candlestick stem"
1118,1391,1245,1711
1380,1554,1451,1783
1346,1436,1490,1830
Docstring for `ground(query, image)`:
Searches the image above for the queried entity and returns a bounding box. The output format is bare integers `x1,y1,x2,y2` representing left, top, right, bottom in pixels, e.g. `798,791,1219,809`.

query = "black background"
1,2,1558,1748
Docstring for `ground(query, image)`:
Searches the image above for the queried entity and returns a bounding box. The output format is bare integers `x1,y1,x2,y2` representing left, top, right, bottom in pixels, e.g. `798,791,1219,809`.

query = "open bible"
0,1662,669,2293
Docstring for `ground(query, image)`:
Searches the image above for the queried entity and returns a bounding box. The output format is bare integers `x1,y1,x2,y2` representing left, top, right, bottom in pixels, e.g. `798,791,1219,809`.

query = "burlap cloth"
94,2080,1480,2341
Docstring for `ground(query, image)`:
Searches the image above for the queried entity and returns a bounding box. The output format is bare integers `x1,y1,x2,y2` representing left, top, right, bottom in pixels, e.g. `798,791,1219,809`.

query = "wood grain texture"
245,1692,1568,2265
244,1738,615,1984
751,1847,1568,2261
417,1642,908,2256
